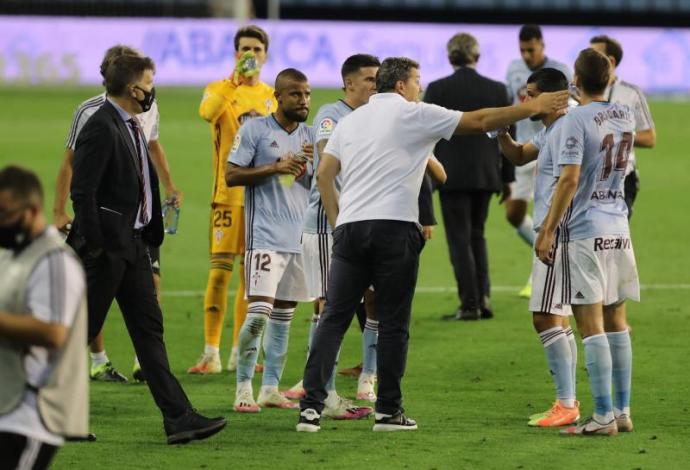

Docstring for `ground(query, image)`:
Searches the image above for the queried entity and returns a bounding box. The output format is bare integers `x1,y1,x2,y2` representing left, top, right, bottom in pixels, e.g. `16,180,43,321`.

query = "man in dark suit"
423,33,514,321
69,53,226,444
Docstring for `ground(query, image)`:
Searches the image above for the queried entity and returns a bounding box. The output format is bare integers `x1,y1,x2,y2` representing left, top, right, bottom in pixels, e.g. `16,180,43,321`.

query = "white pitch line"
161,283,690,297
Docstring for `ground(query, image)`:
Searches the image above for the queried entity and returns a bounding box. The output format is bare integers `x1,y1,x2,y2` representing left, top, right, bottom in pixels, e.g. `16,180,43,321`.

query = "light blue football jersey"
529,115,566,233
228,114,313,253
557,102,634,240
505,57,572,143
302,100,353,234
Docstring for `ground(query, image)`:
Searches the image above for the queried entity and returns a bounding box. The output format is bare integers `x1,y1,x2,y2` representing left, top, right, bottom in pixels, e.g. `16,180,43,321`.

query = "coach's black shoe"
373,412,418,432
480,296,494,319
164,409,226,445
442,308,481,321
296,408,321,433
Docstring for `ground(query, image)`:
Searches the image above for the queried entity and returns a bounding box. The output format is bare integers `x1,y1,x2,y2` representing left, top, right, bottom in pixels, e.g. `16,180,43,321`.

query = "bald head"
275,68,308,92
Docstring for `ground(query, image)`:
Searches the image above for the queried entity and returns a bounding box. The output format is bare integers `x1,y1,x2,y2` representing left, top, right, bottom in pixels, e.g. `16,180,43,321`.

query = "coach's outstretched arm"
315,153,341,229
455,90,569,135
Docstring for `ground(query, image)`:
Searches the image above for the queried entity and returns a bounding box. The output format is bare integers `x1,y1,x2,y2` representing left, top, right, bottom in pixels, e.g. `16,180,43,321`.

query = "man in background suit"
69,53,226,444
423,33,514,321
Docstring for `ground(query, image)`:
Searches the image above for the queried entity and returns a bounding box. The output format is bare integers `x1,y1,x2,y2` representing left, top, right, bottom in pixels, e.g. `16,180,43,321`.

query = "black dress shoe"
164,409,227,445
480,296,494,319
441,308,481,321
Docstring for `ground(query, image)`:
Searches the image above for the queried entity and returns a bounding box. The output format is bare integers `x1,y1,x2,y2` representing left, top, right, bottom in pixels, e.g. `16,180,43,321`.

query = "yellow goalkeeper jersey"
199,79,277,206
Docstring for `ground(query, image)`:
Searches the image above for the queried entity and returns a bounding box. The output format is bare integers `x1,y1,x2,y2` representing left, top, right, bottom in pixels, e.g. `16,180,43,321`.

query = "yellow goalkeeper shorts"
208,204,245,256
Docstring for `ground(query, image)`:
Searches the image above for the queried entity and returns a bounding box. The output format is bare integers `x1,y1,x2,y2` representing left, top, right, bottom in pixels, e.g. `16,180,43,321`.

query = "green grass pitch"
1,86,689,469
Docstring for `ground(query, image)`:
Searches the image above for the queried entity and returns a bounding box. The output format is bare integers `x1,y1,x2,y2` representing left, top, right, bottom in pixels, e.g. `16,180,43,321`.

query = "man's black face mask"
134,86,156,113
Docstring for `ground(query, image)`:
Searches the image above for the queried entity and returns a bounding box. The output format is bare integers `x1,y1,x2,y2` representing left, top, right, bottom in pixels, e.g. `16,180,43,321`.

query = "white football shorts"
510,160,536,201
564,235,640,306
301,232,333,299
529,232,573,316
244,249,313,302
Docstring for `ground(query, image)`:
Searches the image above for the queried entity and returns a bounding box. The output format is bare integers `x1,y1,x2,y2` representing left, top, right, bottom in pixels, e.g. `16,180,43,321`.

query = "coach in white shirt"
296,57,569,432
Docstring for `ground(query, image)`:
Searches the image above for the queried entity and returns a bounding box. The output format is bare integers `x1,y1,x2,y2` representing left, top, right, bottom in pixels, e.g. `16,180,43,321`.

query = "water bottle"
162,199,180,235
279,151,308,187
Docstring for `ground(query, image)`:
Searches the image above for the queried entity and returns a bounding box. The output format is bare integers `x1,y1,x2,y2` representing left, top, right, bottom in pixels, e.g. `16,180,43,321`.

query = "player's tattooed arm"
497,134,539,166
225,158,304,187
316,153,341,229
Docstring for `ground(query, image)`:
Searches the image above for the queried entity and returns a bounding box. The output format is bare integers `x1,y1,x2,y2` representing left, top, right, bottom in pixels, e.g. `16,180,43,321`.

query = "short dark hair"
527,68,569,93
0,165,43,206
341,54,381,81
519,24,543,42
376,57,419,93
104,54,155,96
574,48,611,95
275,68,308,91
234,25,269,52
590,35,623,67
100,45,140,78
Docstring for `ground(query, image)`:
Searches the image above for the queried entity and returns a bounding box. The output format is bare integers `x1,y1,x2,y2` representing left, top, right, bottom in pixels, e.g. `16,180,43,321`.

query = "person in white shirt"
0,166,88,470
296,56,569,433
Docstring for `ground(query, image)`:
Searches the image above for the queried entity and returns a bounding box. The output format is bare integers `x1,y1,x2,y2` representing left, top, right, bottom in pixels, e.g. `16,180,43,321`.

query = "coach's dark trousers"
82,232,191,419
301,220,424,415
440,191,492,311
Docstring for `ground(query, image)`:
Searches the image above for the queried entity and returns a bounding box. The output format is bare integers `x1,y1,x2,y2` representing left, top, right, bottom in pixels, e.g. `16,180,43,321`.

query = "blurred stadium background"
1,1,689,468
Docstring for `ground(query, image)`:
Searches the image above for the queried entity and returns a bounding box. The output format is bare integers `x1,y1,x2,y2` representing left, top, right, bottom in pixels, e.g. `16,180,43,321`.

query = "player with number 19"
536,49,639,436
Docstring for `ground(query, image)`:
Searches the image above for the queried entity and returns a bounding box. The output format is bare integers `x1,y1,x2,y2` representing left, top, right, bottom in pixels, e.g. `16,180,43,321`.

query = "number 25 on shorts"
213,210,232,227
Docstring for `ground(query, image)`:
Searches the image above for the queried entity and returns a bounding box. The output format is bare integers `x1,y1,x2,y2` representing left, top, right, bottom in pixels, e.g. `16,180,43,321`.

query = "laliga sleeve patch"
231,133,241,153
317,118,334,137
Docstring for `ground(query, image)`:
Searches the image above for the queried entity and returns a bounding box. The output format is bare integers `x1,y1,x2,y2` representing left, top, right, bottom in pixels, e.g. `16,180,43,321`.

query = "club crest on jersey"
231,133,241,153
565,137,578,149
265,99,273,112
318,118,334,136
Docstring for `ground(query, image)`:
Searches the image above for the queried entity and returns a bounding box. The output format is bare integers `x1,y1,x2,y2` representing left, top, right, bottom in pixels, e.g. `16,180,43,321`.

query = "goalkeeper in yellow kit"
189,25,277,374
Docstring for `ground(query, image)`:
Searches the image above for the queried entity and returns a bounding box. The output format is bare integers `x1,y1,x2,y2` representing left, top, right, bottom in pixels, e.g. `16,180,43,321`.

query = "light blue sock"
262,307,294,387
236,302,272,385
565,327,578,393
607,330,632,413
362,319,378,375
517,216,536,246
539,327,575,406
583,333,613,419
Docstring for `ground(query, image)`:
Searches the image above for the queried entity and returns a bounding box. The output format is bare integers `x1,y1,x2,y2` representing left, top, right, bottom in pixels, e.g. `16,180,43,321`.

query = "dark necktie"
127,118,150,226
